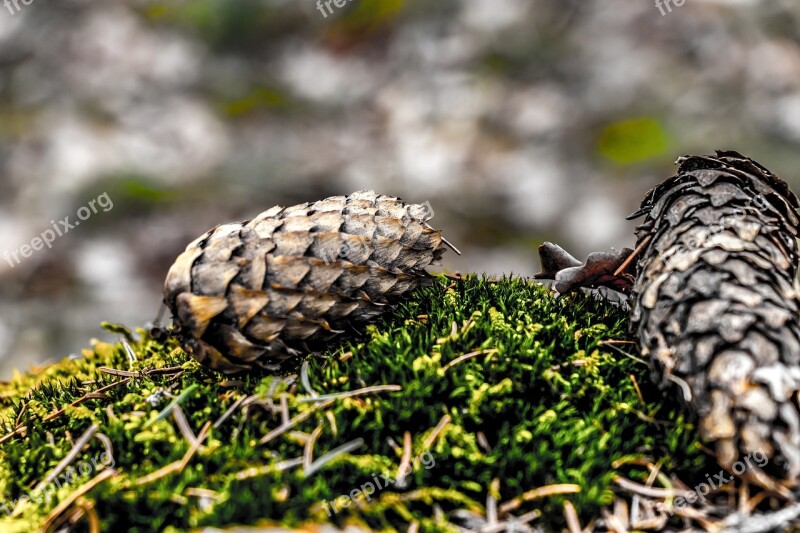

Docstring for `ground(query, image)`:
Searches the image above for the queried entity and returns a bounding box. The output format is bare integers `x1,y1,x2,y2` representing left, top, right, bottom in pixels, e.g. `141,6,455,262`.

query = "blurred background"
1,0,799,376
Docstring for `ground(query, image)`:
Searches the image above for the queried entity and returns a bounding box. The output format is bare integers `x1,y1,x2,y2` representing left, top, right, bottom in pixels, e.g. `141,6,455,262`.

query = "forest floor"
0,276,781,532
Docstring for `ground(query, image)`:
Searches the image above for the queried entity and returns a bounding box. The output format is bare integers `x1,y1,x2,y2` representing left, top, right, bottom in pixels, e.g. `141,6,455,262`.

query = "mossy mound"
0,276,712,532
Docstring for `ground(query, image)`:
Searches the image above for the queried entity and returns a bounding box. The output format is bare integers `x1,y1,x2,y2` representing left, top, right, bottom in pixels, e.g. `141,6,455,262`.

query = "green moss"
0,276,711,531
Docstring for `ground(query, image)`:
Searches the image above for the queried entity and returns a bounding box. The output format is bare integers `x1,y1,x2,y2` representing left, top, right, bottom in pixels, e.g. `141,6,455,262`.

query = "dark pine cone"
163,191,448,374
629,150,800,491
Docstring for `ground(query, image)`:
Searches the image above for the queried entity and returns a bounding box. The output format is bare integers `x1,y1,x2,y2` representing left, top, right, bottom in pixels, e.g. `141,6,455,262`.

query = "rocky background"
1,0,799,376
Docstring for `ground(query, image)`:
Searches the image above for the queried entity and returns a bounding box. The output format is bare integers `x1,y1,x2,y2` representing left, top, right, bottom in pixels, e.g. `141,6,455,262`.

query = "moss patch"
0,276,711,531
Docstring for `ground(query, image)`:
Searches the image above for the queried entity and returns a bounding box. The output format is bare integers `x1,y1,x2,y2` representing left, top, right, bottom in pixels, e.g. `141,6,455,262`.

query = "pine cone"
163,191,448,374
629,150,800,490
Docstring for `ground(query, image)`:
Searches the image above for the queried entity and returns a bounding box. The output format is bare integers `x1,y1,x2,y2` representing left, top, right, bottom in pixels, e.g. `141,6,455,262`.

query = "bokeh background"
1,0,799,376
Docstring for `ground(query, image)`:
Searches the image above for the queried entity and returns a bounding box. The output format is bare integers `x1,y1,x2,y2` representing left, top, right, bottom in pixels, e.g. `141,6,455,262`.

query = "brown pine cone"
163,190,448,374
629,150,800,491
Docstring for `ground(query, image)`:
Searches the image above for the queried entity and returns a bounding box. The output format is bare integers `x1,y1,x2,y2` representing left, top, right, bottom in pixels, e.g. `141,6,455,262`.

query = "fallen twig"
39,468,118,533
564,500,582,533
442,349,498,372
235,457,303,480
259,399,335,445
43,378,132,423
396,431,413,487
423,414,451,450
302,424,324,475
35,423,99,493
295,384,401,403
304,438,364,477
133,421,212,487
499,483,581,515
721,503,800,533
212,394,247,430
172,405,198,446
97,366,183,378
613,475,690,499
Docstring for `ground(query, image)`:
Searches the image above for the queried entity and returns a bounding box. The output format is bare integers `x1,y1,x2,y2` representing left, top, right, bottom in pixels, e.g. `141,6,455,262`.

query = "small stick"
442,349,498,372
178,421,212,470
667,374,693,402
424,223,462,255
296,384,401,403
396,431,413,487
185,487,220,500
515,509,542,525
259,399,335,445
280,394,290,425
303,424,324,475
499,483,581,514
60,504,85,530
133,421,212,487
121,340,138,366
213,395,247,430
440,236,462,255
93,432,114,464
599,341,647,366
15,402,28,427
35,424,99,493
300,361,319,398
39,468,118,532
98,366,183,378
0,425,27,444
304,438,364,477
78,498,100,533
172,405,198,446
235,457,303,480
630,374,645,404
43,378,132,424
477,432,492,453
613,235,652,277
563,500,582,533
613,476,690,499
486,478,500,525
325,410,338,436
423,414,451,450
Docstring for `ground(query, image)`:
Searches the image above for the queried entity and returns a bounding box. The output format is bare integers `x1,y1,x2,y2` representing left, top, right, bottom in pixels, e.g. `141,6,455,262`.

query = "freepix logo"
316,0,357,18
3,192,113,269
321,450,437,517
0,450,115,516
4,0,33,16
318,200,434,266
655,449,768,517
655,0,686,16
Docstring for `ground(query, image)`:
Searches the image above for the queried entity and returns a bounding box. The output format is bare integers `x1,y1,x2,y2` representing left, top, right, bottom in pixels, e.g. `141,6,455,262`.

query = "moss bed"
0,276,715,532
